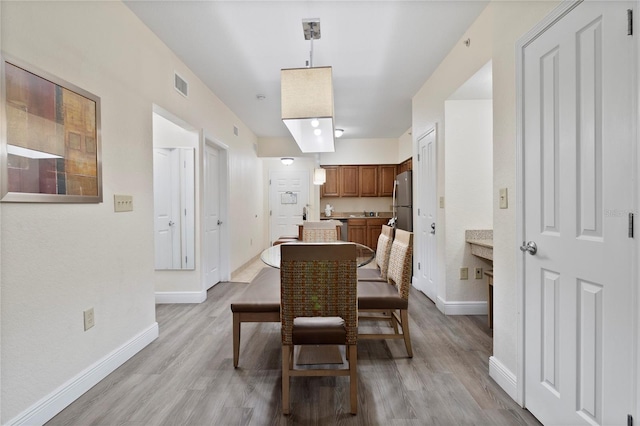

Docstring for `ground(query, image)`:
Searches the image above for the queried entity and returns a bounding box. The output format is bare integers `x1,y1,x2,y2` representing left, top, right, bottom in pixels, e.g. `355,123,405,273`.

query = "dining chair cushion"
357,267,386,281
357,281,408,310
292,317,347,345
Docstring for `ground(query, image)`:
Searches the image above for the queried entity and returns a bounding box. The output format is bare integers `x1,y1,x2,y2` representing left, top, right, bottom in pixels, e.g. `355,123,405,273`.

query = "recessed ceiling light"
334,128,344,138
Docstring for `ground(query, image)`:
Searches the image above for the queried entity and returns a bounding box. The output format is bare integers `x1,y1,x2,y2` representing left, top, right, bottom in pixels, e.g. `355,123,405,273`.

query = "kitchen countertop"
321,212,393,220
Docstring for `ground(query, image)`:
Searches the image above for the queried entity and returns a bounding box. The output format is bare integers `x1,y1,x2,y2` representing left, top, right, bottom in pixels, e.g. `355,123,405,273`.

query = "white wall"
0,2,263,423
412,0,559,398
444,100,493,303
319,138,399,165
398,129,413,162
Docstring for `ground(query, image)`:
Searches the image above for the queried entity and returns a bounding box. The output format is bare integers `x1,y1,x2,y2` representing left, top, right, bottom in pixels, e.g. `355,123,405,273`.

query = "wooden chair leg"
400,309,413,358
233,313,240,368
391,310,400,334
282,345,291,415
348,345,358,414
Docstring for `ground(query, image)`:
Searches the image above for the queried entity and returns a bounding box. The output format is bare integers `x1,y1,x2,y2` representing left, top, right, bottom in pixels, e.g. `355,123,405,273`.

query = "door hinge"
417,208,421,215
269,210,272,216
417,153,421,162
628,414,633,426
269,179,271,185
418,262,421,270
628,9,633,36
629,213,634,238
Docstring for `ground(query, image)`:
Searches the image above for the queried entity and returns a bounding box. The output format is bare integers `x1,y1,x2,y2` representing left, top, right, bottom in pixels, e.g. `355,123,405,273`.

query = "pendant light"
281,19,335,153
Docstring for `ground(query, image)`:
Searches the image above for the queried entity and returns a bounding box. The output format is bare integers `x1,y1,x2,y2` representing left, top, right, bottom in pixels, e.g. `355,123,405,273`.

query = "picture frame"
1,53,102,203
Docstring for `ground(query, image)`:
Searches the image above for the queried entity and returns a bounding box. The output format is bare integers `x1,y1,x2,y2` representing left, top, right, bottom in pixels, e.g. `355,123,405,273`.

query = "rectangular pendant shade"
313,168,326,185
281,66,335,153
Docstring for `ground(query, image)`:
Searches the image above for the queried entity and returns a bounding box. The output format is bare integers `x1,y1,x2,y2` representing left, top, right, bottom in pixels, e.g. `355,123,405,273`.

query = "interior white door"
522,2,634,425
154,148,180,269
414,129,437,302
269,170,309,244
203,144,221,289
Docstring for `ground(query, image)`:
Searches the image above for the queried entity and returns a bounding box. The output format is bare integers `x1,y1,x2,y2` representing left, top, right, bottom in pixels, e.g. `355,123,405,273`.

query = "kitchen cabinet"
359,165,378,197
366,218,387,249
321,166,340,197
378,165,397,197
340,166,359,197
321,164,398,197
398,158,412,174
347,218,367,246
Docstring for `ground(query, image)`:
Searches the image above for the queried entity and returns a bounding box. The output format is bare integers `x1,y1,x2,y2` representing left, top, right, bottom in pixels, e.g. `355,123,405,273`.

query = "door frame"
515,0,639,413
201,132,230,286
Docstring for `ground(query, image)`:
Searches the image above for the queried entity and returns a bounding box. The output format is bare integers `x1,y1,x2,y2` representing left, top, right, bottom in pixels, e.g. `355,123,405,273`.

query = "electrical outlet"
460,267,468,280
84,308,95,331
114,194,133,212
475,267,483,279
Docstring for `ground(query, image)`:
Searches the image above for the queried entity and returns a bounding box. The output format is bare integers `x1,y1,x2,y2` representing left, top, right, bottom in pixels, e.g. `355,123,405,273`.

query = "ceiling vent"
174,72,188,97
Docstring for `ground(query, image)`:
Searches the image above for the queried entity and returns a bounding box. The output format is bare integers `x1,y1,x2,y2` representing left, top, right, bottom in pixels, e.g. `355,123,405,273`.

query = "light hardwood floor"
47,263,540,425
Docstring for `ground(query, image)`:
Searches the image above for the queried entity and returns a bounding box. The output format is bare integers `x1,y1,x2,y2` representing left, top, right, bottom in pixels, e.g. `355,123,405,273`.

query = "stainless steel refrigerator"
393,170,412,232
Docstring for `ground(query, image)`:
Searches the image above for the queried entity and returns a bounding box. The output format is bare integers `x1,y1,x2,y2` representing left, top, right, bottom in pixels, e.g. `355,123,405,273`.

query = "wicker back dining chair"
280,243,358,415
357,224,394,282
357,229,414,357
301,221,339,242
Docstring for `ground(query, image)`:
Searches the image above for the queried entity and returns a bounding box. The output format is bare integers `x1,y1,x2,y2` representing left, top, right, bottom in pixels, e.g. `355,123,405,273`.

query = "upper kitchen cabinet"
378,165,397,197
359,165,378,197
397,158,412,174
321,164,399,197
340,165,359,197
321,166,340,197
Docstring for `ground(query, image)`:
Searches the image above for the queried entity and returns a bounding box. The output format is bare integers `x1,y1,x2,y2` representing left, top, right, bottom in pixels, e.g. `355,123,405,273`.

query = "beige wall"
0,1,263,422
412,0,558,393
444,100,493,303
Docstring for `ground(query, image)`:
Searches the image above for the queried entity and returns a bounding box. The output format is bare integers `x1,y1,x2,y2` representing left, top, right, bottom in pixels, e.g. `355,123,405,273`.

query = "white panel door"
523,2,634,425
204,144,221,289
153,148,180,269
414,129,437,302
269,170,309,244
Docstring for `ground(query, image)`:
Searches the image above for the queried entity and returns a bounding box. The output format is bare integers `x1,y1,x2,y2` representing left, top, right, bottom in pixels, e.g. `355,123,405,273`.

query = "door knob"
168,221,175,226
430,223,436,234
217,220,223,225
520,241,537,255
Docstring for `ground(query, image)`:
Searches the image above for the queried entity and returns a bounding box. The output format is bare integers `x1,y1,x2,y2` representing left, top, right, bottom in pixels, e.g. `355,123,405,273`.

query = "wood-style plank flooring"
47,265,541,425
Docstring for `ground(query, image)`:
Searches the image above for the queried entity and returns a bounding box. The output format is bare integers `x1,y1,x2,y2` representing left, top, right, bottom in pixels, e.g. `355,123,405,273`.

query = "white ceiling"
125,1,489,140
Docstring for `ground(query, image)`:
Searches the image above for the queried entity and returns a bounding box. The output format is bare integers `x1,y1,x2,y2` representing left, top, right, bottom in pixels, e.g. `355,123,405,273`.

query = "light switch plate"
499,188,508,209
460,267,468,280
114,195,133,212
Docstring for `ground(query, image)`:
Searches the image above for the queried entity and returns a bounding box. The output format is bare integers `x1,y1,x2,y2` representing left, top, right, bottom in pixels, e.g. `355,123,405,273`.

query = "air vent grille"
174,72,188,97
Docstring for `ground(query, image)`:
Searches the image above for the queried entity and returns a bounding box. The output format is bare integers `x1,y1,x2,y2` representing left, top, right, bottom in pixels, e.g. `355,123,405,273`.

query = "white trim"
635,0,640,420
436,296,487,316
514,0,583,407
489,356,519,404
155,290,206,304
7,323,159,426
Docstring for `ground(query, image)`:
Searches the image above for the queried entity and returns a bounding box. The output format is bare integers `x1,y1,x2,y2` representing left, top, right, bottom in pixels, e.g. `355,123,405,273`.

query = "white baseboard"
8,323,159,426
489,356,519,403
155,290,206,304
436,296,488,315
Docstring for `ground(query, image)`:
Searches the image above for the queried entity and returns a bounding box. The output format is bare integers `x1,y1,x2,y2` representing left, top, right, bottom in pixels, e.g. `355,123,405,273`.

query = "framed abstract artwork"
1,54,102,203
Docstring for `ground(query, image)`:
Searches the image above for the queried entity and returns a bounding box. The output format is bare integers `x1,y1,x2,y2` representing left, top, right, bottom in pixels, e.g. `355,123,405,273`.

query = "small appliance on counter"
324,204,334,217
